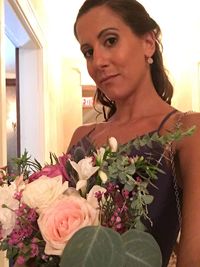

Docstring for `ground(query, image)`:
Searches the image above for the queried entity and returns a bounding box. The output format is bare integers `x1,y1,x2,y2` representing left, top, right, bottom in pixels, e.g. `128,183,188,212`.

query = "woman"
68,0,200,266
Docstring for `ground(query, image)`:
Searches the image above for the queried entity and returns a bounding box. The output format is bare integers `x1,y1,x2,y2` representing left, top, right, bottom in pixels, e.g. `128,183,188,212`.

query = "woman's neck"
109,87,171,124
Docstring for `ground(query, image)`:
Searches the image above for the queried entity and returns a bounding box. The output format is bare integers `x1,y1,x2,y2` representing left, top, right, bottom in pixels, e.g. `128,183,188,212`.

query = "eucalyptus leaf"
122,229,162,267
134,219,147,231
125,165,136,176
142,195,154,205
60,226,124,267
124,183,134,191
119,172,126,180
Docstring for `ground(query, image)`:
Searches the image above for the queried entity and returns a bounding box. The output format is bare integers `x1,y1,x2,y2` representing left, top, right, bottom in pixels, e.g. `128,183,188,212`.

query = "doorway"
5,34,18,173
4,0,45,164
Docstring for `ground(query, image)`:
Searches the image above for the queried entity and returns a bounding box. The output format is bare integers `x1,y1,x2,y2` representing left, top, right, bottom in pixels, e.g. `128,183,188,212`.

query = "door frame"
1,2,46,267
9,0,46,162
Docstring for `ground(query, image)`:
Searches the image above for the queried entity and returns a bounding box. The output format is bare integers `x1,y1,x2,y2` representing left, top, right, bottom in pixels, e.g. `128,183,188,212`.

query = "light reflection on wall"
6,83,17,174
7,101,17,132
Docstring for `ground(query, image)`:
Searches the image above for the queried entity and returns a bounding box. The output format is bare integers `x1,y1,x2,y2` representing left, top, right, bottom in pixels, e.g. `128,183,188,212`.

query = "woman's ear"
142,31,156,58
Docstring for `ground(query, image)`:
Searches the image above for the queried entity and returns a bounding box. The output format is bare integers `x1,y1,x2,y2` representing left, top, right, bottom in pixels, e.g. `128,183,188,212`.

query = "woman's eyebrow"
97,27,118,39
80,27,118,51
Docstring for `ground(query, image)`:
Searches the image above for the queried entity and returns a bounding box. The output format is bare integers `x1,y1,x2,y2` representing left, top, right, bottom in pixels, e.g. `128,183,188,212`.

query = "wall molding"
8,0,46,48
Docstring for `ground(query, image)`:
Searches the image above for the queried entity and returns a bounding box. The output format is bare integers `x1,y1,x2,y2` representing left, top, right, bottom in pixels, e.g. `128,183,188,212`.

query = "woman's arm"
176,112,200,267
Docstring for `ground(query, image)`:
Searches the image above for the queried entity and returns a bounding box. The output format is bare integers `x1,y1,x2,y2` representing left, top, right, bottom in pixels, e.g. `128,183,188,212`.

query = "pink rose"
37,195,99,255
29,154,70,183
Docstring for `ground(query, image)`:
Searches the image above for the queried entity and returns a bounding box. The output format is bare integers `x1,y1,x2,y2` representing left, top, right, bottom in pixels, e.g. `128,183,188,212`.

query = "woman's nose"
93,48,109,69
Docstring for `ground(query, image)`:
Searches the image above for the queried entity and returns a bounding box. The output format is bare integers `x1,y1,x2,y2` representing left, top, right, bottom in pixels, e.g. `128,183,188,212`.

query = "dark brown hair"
74,0,173,121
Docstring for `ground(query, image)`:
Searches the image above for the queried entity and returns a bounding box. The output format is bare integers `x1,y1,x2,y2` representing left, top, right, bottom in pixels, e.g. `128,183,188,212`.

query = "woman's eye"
105,37,117,46
83,48,93,59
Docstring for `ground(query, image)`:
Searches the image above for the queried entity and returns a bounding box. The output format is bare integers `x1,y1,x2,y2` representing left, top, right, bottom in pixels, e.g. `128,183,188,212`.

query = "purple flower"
29,153,71,183
30,243,39,257
94,191,104,202
58,153,71,181
122,189,130,199
16,255,25,265
27,209,37,222
17,242,24,249
31,237,39,243
14,191,23,201
9,229,24,245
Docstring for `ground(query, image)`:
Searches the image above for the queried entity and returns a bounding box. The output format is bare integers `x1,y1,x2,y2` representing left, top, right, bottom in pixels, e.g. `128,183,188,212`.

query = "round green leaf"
142,195,154,205
122,229,162,267
60,225,124,267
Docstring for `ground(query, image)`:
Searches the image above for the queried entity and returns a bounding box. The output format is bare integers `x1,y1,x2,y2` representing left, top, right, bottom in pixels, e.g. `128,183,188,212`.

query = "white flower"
98,170,108,183
0,185,19,238
21,175,68,213
108,137,118,152
93,147,106,164
8,175,26,193
87,185,107,209
0,169,6,179
69,157,99,192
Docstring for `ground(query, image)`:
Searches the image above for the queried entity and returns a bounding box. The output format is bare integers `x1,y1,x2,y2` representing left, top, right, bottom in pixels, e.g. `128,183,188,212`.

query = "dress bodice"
68,110,181,267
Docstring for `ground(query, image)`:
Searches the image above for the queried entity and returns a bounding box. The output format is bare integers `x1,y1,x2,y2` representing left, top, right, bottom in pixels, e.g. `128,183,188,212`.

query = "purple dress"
68,110,181,267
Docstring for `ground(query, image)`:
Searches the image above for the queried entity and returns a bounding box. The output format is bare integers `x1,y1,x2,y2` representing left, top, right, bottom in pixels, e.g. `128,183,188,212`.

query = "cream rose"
0,185,19,238
37,194,99,255
21,175,68,213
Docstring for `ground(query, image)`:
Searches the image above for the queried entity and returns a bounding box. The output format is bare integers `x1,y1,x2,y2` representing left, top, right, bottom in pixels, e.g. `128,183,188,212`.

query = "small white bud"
108,137,118,152
98,170,108,183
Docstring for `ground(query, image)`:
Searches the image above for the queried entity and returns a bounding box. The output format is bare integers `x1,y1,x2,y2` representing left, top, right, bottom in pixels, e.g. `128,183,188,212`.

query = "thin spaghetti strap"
86,126,96,138
157,109,178,133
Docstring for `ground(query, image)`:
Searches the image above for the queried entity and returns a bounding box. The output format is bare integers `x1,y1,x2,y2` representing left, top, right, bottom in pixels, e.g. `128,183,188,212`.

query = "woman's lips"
99,74,119,84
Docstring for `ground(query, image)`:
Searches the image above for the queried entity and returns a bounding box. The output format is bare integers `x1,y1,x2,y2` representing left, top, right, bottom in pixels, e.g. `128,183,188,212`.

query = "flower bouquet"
0,126,195,267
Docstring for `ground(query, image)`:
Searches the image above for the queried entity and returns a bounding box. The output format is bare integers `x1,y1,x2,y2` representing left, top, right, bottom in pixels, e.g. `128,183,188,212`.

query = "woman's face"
76,5,155,101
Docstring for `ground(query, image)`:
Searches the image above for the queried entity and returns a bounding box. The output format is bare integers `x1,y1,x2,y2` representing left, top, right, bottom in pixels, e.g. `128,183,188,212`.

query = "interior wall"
6,80,17,173
140,0,200,112
19,48,46,162
58,59,82,153
28,0,83,154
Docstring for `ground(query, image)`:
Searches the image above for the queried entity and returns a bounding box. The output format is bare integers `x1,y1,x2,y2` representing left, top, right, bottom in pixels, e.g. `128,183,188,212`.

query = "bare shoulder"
181,111,200,127
177,111,200,147
67,123,96,152
177,112,200,152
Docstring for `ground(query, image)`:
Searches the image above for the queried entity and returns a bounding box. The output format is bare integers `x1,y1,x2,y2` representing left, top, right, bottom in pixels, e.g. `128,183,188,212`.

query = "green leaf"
122,229,162,267
0,241,9,251
124,183,134,191
126,164,136,175
60,226,124,267
119,172,126,180
6,246,19,259
142,195,154,205
134,219,147,231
